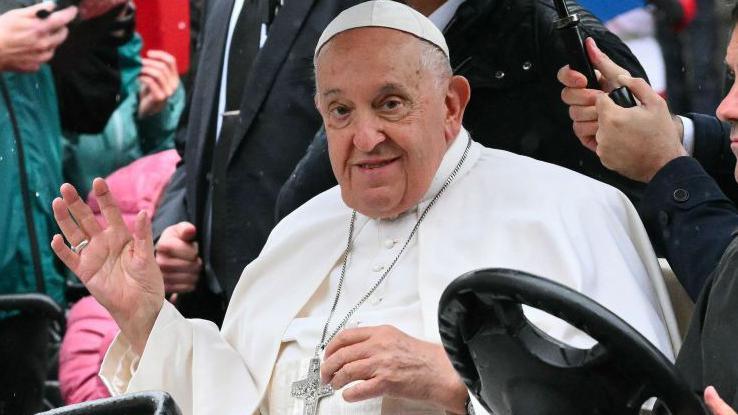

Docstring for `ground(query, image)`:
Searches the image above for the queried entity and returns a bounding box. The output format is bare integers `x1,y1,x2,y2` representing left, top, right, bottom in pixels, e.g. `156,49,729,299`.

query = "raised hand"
138,50,181,118
155,221,202,295
320,325,468,414
0,3,77,72
50,178,164,354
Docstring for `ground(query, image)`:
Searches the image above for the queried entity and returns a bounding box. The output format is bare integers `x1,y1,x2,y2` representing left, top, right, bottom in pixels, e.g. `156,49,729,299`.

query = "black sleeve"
686,112,738,203
640,156,738,299
676,237,738,407
50,3,135,134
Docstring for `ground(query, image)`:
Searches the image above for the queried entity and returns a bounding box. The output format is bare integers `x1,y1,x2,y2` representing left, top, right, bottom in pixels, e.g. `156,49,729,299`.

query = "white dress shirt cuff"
679,115,695,155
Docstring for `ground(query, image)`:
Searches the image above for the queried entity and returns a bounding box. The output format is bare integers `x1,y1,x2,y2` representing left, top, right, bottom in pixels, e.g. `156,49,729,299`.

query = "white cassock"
101,129,680,415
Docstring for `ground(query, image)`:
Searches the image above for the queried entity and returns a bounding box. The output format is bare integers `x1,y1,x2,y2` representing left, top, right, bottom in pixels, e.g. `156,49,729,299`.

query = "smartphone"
36,0,82,19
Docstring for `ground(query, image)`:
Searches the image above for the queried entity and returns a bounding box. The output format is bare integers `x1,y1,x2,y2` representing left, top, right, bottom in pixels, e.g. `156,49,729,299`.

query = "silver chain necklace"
290,137,471,415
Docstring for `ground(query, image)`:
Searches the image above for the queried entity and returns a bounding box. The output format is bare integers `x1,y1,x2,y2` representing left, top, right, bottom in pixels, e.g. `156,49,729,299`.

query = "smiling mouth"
357,158,399,170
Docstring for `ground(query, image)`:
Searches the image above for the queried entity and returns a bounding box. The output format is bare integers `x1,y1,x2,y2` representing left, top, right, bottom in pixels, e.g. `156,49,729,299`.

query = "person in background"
63,33,184,197
0,1,133,413
557,1,738,408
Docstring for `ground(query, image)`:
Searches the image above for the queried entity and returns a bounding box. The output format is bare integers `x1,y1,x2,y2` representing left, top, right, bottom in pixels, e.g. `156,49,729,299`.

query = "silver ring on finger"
71,239,89,254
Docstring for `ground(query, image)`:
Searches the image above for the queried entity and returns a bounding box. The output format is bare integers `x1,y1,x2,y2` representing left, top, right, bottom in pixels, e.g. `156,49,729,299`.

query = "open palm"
51,178,164,352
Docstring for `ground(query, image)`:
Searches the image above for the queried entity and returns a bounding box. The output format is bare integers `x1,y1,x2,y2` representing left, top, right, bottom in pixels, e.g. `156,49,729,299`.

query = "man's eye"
382,100,403,111
330,106,350,117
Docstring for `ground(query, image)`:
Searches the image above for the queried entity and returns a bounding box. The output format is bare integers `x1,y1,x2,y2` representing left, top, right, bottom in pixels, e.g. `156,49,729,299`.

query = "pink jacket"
59,149,179,404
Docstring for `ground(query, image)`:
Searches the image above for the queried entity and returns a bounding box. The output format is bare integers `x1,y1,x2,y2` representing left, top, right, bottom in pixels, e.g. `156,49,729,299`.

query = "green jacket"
63,33,185,196
0,67,66,306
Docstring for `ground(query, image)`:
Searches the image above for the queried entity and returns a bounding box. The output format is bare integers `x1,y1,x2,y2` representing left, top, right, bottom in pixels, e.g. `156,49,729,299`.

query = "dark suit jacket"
275,0,649,220
639,114,738,300
153,0,360,320
677,236,738,410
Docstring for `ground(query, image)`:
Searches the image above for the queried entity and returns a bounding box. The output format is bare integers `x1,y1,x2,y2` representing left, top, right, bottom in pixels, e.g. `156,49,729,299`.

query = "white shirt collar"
428,0,466,31
422,128,471,203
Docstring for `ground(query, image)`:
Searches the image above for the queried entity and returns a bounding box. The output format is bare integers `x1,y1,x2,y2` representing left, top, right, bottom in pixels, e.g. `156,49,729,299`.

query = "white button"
370,296,383,306
383,239,396,249
372,265,385,272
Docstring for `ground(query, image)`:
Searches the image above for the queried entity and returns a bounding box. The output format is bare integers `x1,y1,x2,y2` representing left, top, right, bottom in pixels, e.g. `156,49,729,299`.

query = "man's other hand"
138,50,181,118
0,3,77,72
51,178,165,356
155,221,202,295
558,38,687,182
321,325,468,414
706,386,737,415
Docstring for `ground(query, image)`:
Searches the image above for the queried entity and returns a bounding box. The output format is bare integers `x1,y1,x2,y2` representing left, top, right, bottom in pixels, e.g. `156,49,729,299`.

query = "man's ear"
444,75,471,141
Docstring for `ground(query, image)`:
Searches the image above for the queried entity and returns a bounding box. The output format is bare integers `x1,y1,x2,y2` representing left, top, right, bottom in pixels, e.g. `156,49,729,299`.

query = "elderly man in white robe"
49,1,680,414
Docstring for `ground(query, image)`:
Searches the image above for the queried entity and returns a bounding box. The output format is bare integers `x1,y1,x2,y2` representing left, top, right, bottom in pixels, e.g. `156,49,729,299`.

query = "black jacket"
275,0,649,220
677,236,738,410
152,0,361,321
639,114,738,299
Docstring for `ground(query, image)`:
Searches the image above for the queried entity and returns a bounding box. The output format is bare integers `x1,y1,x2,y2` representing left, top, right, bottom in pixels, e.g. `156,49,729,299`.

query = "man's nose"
717,86,738,123
352,113,386,152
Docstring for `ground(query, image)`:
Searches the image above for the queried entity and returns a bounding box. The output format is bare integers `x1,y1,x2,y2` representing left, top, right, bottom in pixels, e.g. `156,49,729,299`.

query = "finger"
60,183,103,236
324,327,373,359
342,377,384,402
164,283,197,294
140,59,170,82
45,5,78,28
172,222,198,242
156,239,199,262
157,255,202,274
139,74,168,101
705,386,736,415
557,65,587,88
162,271,200,286
595,92,620,123
572,121,599,144
51,234,81,273
145,50,178,74
91,178,127,230
585,38,630,85
132,210,155,262
52,197,88,246
321,342,372,383
561,86,603,107
45,26,69,50
330,359,374,390
616,75,661,107
569,105,598,122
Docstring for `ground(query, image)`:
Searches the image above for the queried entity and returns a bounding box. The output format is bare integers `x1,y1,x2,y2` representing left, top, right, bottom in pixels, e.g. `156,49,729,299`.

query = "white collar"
421,128,471,203
428,0,466,31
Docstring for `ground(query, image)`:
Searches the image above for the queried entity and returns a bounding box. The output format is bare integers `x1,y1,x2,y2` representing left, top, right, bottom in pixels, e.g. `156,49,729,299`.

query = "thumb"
173,221,197,242
705,386,736,415
616,75,661,107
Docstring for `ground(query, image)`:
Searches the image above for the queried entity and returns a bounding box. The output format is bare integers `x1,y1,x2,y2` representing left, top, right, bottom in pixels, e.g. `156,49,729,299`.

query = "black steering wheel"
437,268,707,415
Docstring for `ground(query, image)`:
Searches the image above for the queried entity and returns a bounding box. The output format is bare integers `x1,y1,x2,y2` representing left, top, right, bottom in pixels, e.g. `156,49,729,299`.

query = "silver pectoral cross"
291,356,334,415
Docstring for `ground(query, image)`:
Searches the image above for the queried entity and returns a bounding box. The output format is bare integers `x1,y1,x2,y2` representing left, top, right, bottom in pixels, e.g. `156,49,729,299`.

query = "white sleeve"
100,301,259,415
679,115,695,155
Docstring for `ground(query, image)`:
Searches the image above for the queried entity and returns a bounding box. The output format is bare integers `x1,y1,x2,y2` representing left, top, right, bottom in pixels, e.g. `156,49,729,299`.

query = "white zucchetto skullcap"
315,0,449,61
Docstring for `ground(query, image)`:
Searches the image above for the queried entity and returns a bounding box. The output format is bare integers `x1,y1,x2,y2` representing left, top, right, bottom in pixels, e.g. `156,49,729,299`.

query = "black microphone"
553,0,636,108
